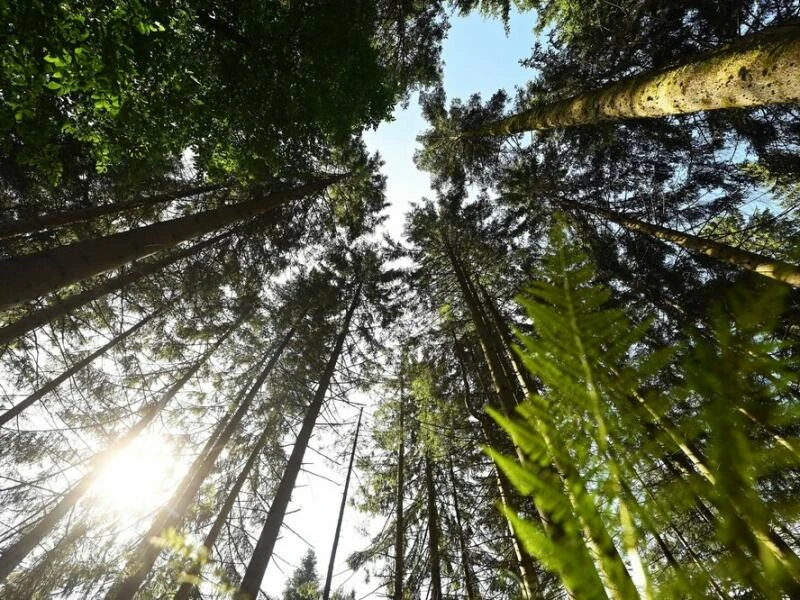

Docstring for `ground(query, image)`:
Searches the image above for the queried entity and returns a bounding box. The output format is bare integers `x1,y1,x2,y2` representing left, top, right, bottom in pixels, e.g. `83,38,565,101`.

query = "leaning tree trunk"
0,303,169,426
468,23,800,137
322,407,363,600
238,283,362,600
0,320,239,582
105,326,295,600
393,372,406,600
0,176,344,310
173,418,274,600
557,196,800,287
425,453,443,600
0,231,232,347
0,181,229,241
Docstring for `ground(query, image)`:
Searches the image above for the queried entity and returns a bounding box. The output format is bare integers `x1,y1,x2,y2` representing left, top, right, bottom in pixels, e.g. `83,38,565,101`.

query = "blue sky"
364,8,539,241
262,9,540,599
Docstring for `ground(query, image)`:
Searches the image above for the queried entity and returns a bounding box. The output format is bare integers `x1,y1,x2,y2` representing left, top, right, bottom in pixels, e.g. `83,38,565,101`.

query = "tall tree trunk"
425,453,443,600
105,326,295,600
393,372,406,600
0,320,239,582
443,232,635,598
173,418,274,600
322,408,363,600
238,283,362,599
0,232,231,346
0,304,170,426
442,238,543,599
558,196,800,287
0,182,229,241
448,454,480,600
0,176,344,310
468,23,800,137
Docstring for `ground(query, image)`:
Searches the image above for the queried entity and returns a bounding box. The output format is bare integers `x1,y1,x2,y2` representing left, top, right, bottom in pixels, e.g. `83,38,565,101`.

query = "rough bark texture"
238,284,362,599
0,232,231,346
558,197,800,286
322,408,363,600
0,176,344,310
0,322,236,582
0,182,228,241
0,306,166,426
105,326,295,600
470,23,800,136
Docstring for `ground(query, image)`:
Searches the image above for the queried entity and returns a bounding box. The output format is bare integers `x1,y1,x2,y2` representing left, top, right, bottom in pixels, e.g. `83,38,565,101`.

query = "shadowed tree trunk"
443,231,635,598
425,453,443,600
467,23,800,137
393,371,406,600
0,176,345,310
0,303,171,426
173,419,274,600
557,196,800,287
0,181,229,241
0,319,239,582
0,231,232,347
105,325,296,600
448,454,480,600
322,407,363,600
238,282,362,599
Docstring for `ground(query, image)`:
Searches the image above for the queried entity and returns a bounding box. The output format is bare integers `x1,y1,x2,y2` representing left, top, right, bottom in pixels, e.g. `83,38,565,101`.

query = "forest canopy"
1,1,800,599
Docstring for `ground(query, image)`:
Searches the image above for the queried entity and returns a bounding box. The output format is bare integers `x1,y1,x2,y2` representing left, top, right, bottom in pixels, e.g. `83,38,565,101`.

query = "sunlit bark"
468,24,800,136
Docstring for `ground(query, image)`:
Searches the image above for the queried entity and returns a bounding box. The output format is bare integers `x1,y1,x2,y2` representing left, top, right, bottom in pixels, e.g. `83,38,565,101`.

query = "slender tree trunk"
0,182,229,241
0,176,344,310
106,326,295,600
0,304,169,426
425,453,443,600
557,196,800,287
443,234,635,598
0,232,231,346
393,373,406,600
322,408,363,600
0,320,238,583
448,454,480,600
442,236,544,599
173,418,274,600
238,283,362,599
468,23,800,137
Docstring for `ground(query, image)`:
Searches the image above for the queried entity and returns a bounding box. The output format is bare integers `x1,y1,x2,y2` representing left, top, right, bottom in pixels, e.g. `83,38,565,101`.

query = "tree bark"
558,197,800,287
0,304,169,426
0,176,344,310
105,325,295,600
238,283,362,599
0,232,231,347
468,23,800,137
0,321,238,582
322,407,363,600
0,182,229,241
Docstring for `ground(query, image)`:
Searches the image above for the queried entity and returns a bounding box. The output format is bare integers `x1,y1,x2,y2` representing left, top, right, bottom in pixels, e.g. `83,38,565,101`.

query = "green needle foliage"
488,220,800,598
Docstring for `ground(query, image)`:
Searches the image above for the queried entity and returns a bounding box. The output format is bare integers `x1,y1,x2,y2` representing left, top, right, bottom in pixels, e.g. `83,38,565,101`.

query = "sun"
90,433,180,514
